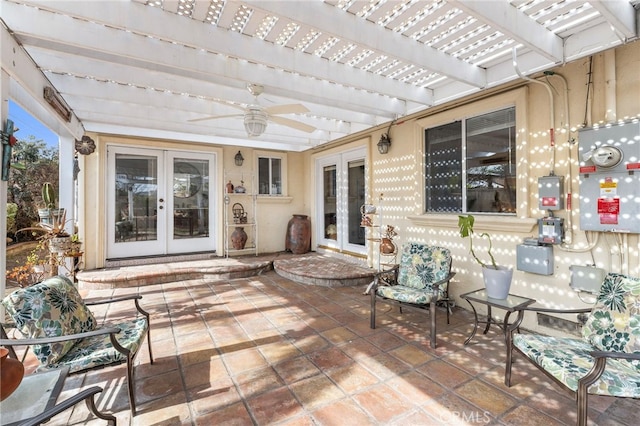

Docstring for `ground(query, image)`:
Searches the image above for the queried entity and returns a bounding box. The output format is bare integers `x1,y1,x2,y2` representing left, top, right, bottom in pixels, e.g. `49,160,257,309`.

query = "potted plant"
37,182,65,226
458,214,513,299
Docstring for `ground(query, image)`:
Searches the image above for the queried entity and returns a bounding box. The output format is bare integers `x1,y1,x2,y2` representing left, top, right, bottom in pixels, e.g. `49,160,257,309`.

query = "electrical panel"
578,121,640,233
517,244,554,275
538,217,564,244
538,176,564,210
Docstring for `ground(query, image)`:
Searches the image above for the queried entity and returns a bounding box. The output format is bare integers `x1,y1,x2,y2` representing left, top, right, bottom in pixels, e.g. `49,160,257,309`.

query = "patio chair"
1,275,154,416
505,272,640,426
369,242,455,348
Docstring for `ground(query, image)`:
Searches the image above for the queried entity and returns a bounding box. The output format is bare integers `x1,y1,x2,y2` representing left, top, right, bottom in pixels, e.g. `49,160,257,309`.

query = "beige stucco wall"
302,40,640,334
79,41,640,335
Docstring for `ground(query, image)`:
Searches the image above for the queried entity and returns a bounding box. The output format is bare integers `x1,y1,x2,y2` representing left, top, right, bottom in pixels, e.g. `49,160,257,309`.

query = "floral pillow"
2,275,97,364
582,273,640,353
396,243,452,295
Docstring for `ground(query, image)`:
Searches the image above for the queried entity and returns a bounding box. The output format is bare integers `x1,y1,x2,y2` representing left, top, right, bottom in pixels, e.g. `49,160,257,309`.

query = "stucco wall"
303,41,640,335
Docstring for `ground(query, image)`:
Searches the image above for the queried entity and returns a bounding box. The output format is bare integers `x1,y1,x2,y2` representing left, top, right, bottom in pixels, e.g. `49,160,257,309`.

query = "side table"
461,288,536,345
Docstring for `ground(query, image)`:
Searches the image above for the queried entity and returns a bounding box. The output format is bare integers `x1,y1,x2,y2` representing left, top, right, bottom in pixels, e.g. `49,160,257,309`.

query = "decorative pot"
226,180,234,193
285,214,311,254
1,347,24,401
49,236,71,254
482,266,513,299
231,227,248,250
380,237,396,254
38,208,65,225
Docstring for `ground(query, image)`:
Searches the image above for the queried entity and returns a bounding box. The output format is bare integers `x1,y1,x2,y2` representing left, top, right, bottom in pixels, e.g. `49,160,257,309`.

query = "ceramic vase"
231,227,247,250
285,214,311,254
380,238,396,254
1,347,24,401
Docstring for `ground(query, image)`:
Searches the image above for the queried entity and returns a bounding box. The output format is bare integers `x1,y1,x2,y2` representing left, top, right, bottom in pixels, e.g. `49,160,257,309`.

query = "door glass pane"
323,165,337,240
115,154,158,242
173,158,209,239
348,159,365,245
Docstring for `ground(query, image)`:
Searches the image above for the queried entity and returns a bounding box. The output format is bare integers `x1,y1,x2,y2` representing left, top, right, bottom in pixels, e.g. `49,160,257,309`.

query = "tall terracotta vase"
1,347,24,401
285,214,311,254
231,227,248,250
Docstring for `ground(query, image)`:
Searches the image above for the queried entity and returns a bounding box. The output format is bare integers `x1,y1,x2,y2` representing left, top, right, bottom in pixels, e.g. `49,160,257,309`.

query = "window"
257,154,283,195
425,107,516,214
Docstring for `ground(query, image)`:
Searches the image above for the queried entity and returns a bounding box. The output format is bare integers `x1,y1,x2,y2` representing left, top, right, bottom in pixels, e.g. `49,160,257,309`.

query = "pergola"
1,0,639,295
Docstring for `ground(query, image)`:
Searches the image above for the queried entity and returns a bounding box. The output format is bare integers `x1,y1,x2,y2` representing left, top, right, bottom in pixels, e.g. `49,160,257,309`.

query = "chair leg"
370,290,377,329
126,355,137,416
430,300,437,348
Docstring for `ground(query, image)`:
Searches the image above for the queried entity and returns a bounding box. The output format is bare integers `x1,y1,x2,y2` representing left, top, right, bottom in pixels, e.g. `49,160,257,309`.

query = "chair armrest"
0,327,121,347
18,386,116,426
590,350,640,362
431,272,456,292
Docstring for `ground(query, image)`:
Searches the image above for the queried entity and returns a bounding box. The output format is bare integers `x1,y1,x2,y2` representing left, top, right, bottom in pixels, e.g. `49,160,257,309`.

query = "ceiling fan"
188,84,316,137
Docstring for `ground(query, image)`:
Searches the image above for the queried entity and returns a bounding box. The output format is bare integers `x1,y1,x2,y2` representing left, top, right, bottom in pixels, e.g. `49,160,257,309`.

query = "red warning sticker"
541,197,557,207
597,198,620,215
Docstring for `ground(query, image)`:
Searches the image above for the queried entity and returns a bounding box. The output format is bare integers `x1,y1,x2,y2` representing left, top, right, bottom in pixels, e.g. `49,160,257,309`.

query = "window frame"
415,88,529,221
254,150,287,196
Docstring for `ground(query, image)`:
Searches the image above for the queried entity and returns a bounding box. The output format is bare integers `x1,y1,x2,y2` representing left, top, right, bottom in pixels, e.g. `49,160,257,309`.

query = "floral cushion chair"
505,272,640,426
1,275,153,416
369,242,455,348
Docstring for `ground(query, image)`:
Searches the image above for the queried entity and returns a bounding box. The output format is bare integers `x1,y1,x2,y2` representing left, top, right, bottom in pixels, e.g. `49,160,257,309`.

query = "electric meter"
592,146,623,168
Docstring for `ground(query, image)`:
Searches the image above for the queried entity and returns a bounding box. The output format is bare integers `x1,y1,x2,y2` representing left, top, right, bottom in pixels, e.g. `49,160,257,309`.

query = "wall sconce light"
377,119,396,154
234,150,244,166
43,87,71,122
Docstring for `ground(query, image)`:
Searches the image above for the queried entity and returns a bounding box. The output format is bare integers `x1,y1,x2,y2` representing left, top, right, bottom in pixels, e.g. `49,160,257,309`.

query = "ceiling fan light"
244,107,268,137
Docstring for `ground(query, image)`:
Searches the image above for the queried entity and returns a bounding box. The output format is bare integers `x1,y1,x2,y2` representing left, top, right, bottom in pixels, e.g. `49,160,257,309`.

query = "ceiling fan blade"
188,113,243,123
264,103,309,115
270,116,316,133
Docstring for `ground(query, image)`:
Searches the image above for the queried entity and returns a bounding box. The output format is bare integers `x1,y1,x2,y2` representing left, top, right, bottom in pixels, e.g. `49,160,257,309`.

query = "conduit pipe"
512,48,556,174
604,50,617,123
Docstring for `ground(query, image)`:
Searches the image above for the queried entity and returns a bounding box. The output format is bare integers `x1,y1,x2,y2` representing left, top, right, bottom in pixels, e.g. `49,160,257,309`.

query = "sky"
8,100,59,150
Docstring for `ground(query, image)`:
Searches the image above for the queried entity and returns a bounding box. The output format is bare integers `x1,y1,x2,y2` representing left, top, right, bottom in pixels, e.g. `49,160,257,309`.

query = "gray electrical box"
517,244,554,275
538,176,564,210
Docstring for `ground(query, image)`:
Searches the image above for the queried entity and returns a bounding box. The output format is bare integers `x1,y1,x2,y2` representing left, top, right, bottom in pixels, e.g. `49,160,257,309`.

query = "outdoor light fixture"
43,86,71,122
377,119,396,154
243,106,268,137
234,150,244,166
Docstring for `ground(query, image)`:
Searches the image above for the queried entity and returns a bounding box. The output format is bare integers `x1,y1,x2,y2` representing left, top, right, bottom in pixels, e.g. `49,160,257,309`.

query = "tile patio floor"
12,270,639,425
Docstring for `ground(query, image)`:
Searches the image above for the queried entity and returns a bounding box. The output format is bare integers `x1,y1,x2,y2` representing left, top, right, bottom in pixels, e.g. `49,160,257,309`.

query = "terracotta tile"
416,359,473,390
387,370,447,405
422,393,495,425
366,330,406,351
136,369,185,405
273,355,322,384
358,352,411,380
320,326,358,345
389,344,434,367
223,347,267,375
234,366,285,399
182,357,229,389
311,398,374,425
133,391,190,425
441,349,496,376
325,362,380,393
246,386,304,424
455,379,518,416
194,401,253,426
292,333,330,354
353,384,415,423
501,405,565,426
188,377,241,416
258,339,302,364
308,346,353,370
289,374,346,410
340,338,382,360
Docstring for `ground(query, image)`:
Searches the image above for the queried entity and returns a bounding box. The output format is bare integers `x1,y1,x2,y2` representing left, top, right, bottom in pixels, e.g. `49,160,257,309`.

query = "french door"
316,148,366,254
107,146,216,258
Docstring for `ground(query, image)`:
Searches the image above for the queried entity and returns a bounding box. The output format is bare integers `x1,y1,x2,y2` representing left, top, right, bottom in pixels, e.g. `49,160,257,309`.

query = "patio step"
273,253,375,287
77,256,273,289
